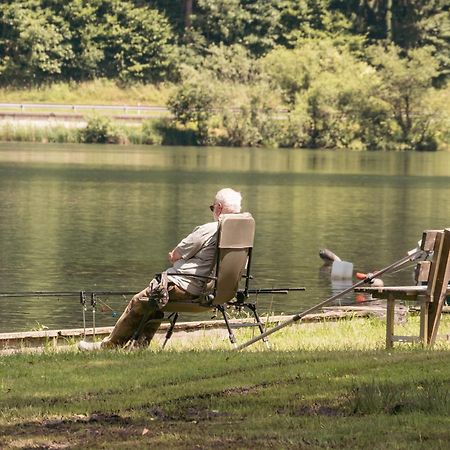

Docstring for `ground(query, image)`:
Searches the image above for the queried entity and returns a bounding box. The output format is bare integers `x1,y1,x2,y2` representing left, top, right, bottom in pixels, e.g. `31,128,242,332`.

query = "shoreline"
0,108,448,151
0,309,386,354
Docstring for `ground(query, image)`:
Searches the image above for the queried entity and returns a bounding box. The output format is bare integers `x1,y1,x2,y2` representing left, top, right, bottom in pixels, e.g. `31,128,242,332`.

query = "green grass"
0,79,174,106
0,118,196,146
0,123,81,143
1,317,450,449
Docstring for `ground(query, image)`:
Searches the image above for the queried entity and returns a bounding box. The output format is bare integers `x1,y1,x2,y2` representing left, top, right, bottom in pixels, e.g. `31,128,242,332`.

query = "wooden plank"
427,228,450,345
421,230,442,252
426,231,444,301
415,261,431,285
422,230,443,345
355,285,428,301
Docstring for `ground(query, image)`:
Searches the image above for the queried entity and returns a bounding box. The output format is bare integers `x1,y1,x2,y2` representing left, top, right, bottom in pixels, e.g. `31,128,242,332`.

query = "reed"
0,119,188,146
0,124,79,143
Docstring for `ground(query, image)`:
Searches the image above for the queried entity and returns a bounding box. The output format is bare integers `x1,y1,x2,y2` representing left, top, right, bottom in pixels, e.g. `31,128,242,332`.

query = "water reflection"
0,143,449,332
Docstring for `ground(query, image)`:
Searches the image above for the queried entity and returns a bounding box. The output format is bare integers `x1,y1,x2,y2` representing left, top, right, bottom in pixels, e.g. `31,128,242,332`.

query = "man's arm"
168,248,182,263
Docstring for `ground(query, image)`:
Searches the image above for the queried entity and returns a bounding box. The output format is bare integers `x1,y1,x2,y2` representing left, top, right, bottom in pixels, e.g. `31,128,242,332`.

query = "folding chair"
161,212,266,348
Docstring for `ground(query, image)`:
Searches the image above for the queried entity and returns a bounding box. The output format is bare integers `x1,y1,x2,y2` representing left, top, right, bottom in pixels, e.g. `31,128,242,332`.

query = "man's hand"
131,287,150,303
168,248,182,263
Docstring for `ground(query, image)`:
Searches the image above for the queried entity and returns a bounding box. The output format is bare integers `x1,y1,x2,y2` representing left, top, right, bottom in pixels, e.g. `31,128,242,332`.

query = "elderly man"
79,187,242,350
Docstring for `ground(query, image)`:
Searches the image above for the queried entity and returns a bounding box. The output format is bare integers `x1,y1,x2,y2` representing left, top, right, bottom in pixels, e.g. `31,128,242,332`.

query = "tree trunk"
184,0,193,30
386,0,393,42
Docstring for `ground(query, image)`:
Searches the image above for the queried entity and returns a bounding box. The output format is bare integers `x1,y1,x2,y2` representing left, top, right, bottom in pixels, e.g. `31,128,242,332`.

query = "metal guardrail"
0,103,290,115
0,102,168,114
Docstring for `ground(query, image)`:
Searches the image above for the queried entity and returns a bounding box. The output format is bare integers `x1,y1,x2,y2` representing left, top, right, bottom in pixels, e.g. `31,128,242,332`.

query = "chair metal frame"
162,213,266,348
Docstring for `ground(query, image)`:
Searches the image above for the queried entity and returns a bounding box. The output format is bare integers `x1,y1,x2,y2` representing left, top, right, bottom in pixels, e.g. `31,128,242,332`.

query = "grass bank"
0,117,195,146
0,80,173,106
1,317,450,449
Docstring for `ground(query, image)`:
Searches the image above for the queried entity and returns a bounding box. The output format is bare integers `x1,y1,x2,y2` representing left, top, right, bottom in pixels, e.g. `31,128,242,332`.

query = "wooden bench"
355,228,450,348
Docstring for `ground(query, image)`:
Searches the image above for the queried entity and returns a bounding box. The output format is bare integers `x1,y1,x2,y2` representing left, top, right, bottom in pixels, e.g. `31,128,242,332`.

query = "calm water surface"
0,143,449,332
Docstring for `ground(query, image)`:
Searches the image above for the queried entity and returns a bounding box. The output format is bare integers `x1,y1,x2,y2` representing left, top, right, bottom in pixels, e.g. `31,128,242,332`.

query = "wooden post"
418,230,442,345
427,229,450,345
419,297,429,345
386,293,395,349
416,261,430,345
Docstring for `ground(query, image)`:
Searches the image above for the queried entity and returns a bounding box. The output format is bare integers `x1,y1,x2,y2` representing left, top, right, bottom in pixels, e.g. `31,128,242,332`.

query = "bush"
222,105,280,148
277,113,310,148
154,119,197,146
80,115,127,144
141,120,162,145
168,71,222,145
368,45,439,150
196,44,261,84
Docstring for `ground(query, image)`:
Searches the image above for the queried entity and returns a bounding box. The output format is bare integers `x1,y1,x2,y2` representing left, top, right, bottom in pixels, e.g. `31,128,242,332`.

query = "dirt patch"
221,385,260,396
148,406,229,422
277,402,345,417
42,412,130,429
0,414,155,450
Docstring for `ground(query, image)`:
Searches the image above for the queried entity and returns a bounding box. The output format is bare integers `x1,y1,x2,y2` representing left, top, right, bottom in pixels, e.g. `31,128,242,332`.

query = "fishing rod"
0,291,137,298
234,248,426,352
245,288,306,294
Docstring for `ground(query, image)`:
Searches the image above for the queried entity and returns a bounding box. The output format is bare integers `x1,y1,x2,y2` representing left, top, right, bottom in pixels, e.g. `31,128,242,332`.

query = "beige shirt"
166,221,219,295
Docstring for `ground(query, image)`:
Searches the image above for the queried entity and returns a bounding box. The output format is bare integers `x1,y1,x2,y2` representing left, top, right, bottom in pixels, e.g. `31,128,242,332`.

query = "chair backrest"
212,213,255,304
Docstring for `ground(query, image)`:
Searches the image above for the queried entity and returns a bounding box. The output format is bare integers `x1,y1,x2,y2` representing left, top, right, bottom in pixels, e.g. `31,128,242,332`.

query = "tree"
369,44,439,149
0,1,72,85
93,0,177,83
168,70,220,145
51,0,105,81
263,40,392,149
275,0,355,47
0,0,178,85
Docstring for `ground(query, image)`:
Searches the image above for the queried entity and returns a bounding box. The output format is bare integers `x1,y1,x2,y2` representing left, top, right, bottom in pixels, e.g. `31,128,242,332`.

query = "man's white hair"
215,188,242,213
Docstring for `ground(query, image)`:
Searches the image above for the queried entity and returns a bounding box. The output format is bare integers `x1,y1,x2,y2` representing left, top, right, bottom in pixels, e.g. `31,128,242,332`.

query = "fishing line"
96,297,118,317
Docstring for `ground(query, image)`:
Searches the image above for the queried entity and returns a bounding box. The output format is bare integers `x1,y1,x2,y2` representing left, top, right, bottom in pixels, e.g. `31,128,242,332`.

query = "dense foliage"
0,0,176,84
0,0,449,150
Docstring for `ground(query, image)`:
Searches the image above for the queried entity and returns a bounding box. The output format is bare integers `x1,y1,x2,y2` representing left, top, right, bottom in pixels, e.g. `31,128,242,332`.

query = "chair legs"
245,303,270,349
162,312,179,348
132,303,268,350
218,303,270,349
217,305,238,347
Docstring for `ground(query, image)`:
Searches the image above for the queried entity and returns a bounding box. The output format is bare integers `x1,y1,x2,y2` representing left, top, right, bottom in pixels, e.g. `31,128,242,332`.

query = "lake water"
0,143,449,332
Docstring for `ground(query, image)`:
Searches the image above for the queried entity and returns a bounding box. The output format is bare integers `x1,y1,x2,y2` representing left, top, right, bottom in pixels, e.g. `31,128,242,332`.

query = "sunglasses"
209,204,214,212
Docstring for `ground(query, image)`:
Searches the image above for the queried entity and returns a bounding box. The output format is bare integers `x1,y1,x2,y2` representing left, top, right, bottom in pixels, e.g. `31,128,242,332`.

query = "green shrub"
141,120,163,145
277,113,310,148
368,45,440,150
80,115,127,144
154,119,197,146
168,70,222,145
